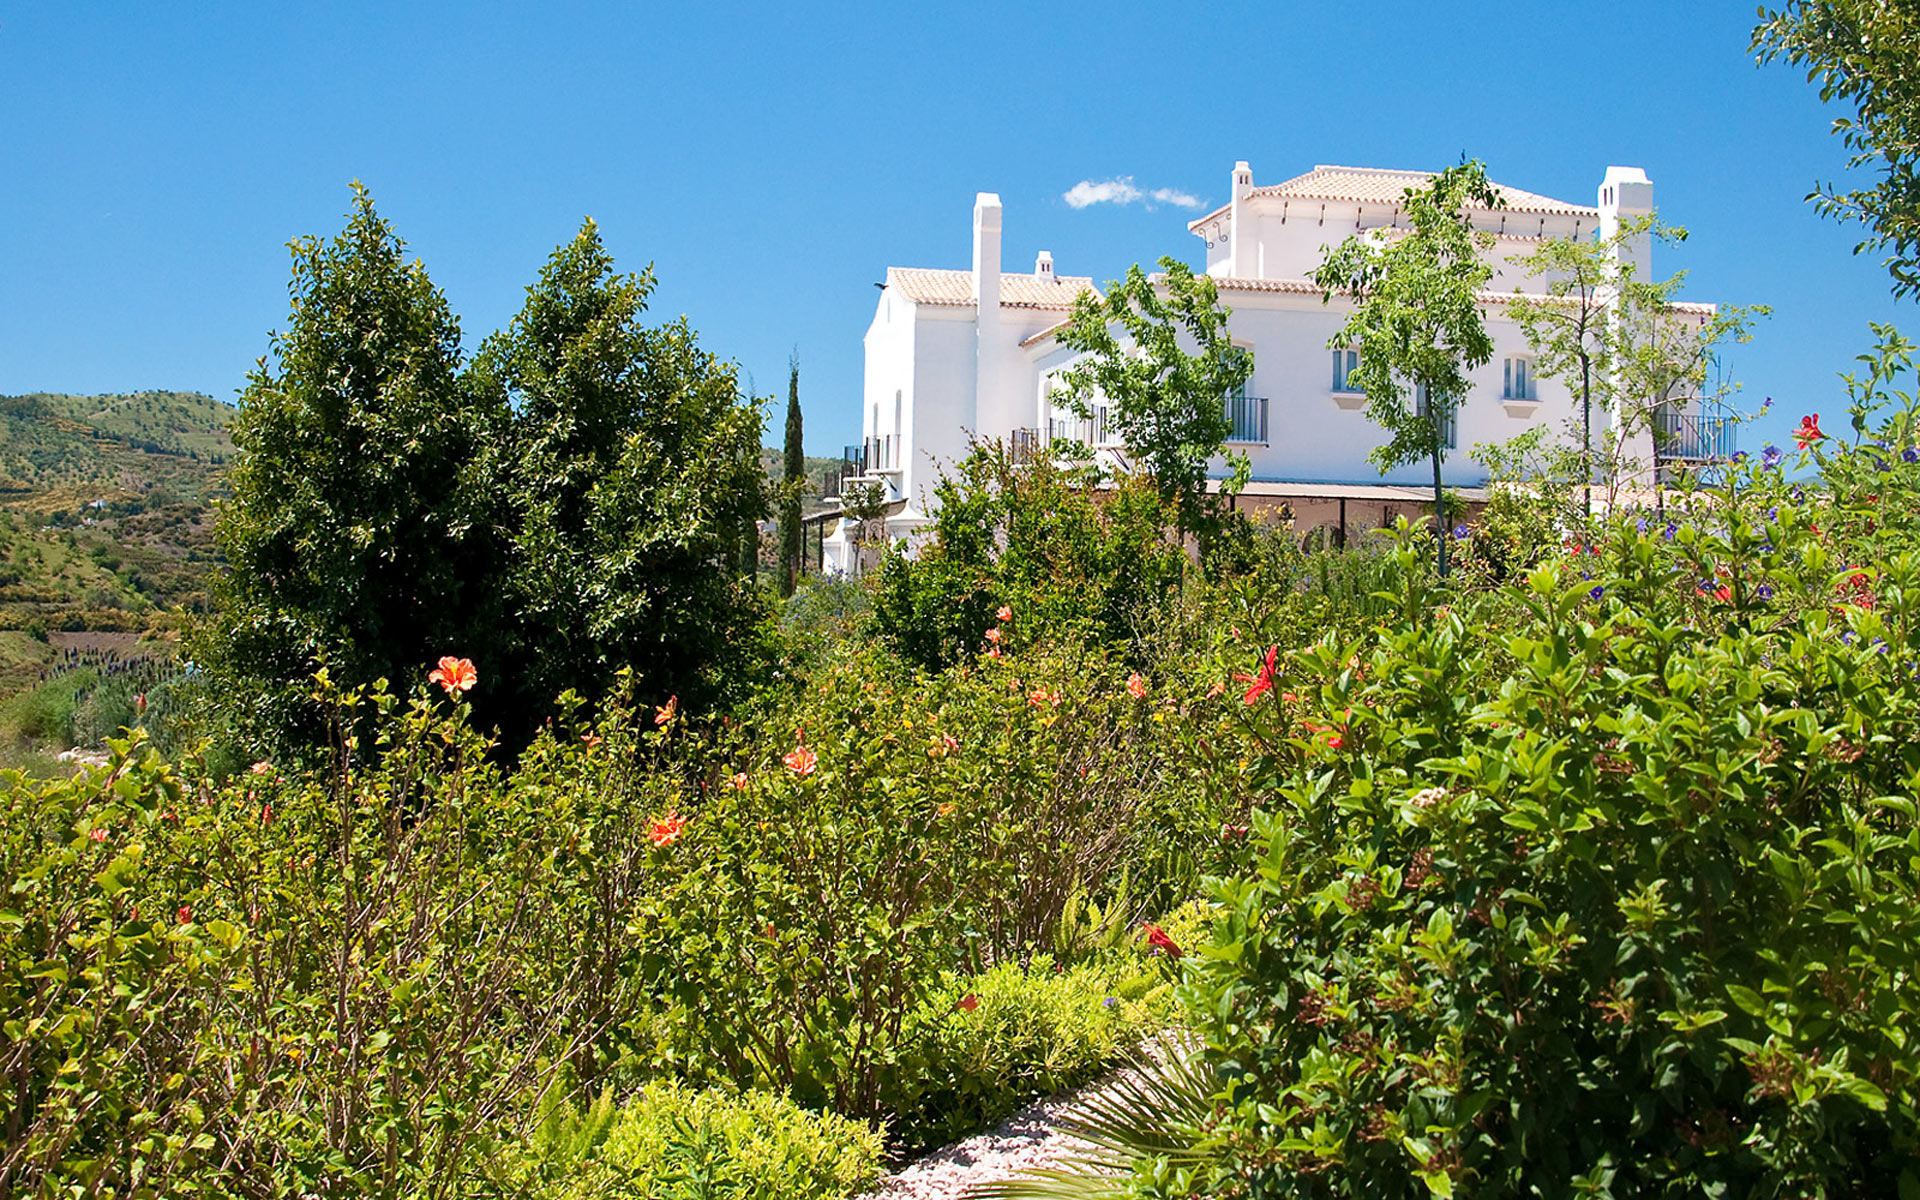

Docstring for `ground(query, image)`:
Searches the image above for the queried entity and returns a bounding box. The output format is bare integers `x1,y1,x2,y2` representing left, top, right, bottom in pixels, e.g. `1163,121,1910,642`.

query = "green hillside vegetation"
0,391,231,760
0,390,232,506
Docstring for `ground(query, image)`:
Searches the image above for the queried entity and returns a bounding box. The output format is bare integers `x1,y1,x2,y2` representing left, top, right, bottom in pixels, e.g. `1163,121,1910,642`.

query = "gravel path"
853,1075,1113,1200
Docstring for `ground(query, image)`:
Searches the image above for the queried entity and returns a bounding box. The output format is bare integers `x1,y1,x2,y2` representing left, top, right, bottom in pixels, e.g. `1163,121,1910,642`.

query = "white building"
821,161,1718,572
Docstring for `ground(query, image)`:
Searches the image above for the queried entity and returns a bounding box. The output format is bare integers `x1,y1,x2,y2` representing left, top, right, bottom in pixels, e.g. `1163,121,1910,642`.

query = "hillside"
0,391,232,703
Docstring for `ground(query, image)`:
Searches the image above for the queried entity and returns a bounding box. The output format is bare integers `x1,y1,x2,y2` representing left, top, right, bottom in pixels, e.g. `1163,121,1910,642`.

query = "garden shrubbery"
1056,423,1920,1196
0,630,1230,1196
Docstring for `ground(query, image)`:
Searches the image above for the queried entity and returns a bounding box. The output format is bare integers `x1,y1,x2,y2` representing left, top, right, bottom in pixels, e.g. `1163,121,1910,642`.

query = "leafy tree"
1507,219,1625,521
1314,161,1503,578
1508,216,1767,515
780,352,805,597
468,220,770,744
194,184,503,750
1605,267,1767,507
1054,259,1253,542
870,444,1187,672
1755,2,1920,298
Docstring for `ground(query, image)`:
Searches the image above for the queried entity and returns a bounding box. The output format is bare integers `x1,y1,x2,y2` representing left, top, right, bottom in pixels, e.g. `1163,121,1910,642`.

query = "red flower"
250,760,272,776
996,605,1013,622
1794,413,1826,449
783,742,818,775
1126,673,1148,699
985,627,1002,644
956,993,980,1013
1027,687,1059,707
428,656,477,695
654,695,679,726
648,810,687,847
1141,923,1183,959
177,905,193,925
1235,645,1281,705
728,771,750,790
89,828,107,843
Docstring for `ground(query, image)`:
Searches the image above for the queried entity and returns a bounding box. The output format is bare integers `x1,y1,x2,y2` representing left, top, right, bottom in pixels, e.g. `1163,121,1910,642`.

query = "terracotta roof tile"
1258,165,1598,217
1188,165,1599,230
888,267,1097,310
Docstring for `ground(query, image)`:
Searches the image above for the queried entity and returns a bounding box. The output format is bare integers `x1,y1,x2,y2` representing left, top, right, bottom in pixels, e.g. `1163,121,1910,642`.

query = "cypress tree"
780,352,805,596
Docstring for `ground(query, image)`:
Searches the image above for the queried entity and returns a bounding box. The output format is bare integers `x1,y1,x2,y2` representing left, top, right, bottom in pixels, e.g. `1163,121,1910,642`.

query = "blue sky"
0,2,1905,456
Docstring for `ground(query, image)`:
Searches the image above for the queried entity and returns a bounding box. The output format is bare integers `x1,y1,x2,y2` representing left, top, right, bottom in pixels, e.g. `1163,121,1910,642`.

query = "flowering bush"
870,446,1190,671
1155,427,1920,1195
626,640,1245,1123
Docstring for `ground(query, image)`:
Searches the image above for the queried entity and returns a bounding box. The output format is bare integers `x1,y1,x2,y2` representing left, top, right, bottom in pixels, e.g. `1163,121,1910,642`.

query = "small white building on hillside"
820,161,1723,573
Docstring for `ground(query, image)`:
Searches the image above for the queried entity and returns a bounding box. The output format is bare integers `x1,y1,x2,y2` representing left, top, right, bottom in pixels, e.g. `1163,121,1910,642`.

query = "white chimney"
1034,249,1054,279
1598,166,1654,280
1229,160,1254,277
972,192,1003,435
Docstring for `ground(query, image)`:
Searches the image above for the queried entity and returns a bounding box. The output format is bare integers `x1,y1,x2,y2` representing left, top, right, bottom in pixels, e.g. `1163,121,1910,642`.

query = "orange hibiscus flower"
428,656,477,695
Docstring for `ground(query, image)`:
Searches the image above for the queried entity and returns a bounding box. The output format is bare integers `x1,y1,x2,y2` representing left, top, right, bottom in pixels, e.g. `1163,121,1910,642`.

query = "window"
1503,355,1535,401
1332,347,1361,392
1414,384,1457,450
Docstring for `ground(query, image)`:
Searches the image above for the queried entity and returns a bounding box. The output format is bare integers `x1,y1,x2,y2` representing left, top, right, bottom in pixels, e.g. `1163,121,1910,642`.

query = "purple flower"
1760,396,1774,414
1761,444,1783,470
1453,524,1470,540
1103,997,1119,1009
1663,522,1678,541
1636,517,1649,534
1589,585,1605,600
1790,487,1805,505
1756,583,1774,600
1905,447,1919,464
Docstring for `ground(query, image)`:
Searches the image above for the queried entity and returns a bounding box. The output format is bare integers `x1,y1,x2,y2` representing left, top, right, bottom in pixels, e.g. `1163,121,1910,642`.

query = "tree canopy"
1054,258,1252,541
1756,1,1920,299
196,195,768,757
1313,161,1502,576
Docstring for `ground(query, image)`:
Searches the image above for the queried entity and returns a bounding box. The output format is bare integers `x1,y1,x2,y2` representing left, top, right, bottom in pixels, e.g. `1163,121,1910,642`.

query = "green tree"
1054,259,1253,542
1509,216,1767,514
194,184,503,751
780,352,805,597
1314,161,1502,578
468,220,770,743
1507,218,1625,521
1755,2,1920,299
1604,266,1767,507
869,444,1186,671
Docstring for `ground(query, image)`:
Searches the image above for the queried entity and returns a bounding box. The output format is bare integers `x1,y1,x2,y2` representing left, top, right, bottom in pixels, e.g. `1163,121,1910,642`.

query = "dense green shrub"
1145,434,1920,1195
503,1081,884,1200
881,951,1180,1150
871,447,1190,672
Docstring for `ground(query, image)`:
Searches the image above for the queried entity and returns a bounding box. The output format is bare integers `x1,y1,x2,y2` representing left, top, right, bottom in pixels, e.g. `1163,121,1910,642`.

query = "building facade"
821,161,1718,573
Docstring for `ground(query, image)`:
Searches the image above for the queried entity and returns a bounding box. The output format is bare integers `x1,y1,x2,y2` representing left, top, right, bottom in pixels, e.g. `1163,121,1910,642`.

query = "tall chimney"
973,193,1003,436
1229,161,1254,277
1598,166,1654,280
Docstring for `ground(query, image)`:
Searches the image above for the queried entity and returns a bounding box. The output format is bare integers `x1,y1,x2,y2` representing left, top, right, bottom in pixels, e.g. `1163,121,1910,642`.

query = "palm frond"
968,1037,1218,1200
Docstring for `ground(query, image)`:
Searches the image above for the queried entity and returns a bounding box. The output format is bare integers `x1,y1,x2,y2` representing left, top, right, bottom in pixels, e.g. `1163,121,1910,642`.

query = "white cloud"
1062,176,1207,212
1063,178,1144,209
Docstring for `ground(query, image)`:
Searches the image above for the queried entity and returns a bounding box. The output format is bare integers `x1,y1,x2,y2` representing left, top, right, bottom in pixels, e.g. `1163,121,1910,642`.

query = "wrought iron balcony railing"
1655,406,1736,462
1226,394,1269,444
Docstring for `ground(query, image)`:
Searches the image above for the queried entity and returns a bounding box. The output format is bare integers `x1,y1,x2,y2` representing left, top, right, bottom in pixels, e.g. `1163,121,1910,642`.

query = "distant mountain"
0,391,233,512
0,392,234,694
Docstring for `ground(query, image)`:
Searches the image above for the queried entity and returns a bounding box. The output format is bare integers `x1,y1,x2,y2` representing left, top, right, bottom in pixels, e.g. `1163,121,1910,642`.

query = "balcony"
1655,404,1735,463
1009,426,1043,465
825,443,868,499
1226,394,1269,444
